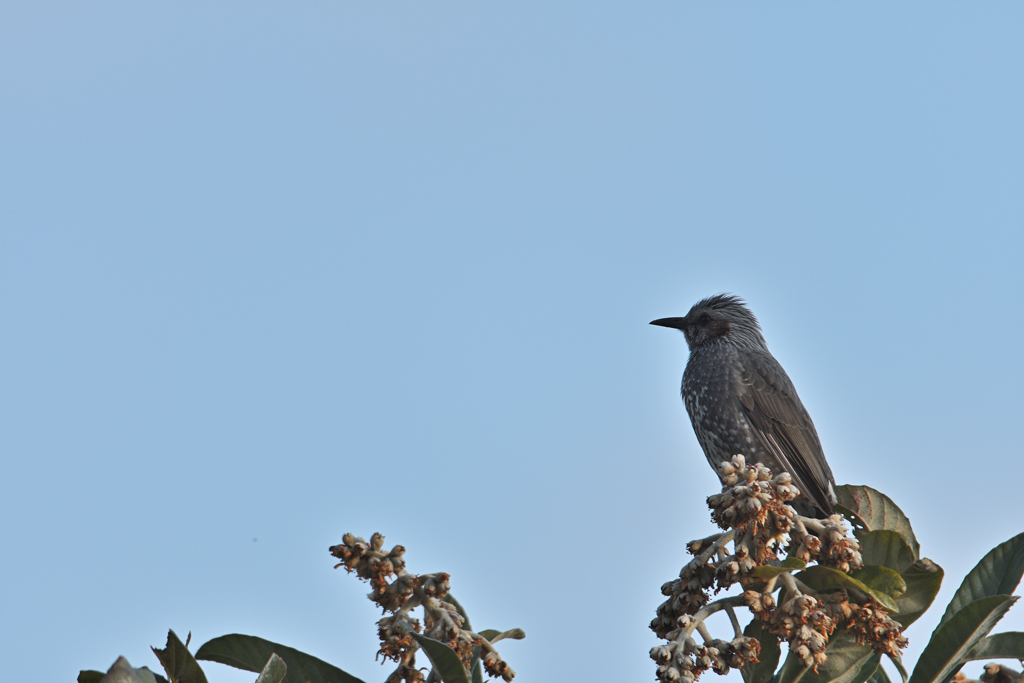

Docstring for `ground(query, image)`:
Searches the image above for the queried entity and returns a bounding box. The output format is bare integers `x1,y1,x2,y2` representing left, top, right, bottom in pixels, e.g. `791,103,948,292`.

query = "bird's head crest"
651,293,767,351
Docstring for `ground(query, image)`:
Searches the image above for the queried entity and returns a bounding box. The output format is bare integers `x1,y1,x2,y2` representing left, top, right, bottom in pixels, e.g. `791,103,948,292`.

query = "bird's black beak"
650,317,688,330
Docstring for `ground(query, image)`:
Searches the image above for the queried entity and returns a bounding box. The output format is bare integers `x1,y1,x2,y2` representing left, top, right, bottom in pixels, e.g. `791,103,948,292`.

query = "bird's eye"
699,313,711,324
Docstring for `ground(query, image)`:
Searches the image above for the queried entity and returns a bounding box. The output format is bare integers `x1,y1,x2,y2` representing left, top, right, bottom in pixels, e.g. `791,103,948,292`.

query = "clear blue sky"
3,3,1023,682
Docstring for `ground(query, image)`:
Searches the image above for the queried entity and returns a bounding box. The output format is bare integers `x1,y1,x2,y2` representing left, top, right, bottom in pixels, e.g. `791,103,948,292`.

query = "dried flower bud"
980,664,1022,683
952,674,982,683
420,572,451,598
743,589,776,619
650,644,672,665
844,600,907,656
376,614,420,663
385,663,425,683
482,649,515,682
730,635,760,663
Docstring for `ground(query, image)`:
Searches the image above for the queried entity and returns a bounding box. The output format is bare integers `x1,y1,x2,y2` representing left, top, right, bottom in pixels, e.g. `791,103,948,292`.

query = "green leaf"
753,566,799,581
254,654,287,683
740,617,780,683
966,631,1024,660
471,659,484,683
78,673,105,683
443,594,472,632
857,531,916,573
887,653,908,683
796,565,899,612
908,595,1018,683
867,664,893,683
751,559,806,586
893,559,944,627
938,532,1024,629
476,628,525,643
777,632,880,683
152,631,208,683
852,566,906,599
196,634,366,683
409,632,471,683
834,486,919,559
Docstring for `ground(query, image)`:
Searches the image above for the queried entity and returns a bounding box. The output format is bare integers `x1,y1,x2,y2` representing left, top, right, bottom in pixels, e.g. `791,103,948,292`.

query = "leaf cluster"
79,536,524,683
738,486,1024,683
81,613,525,683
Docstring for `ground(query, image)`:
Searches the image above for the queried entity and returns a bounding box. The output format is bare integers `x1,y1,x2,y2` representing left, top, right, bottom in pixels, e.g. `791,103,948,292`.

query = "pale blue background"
3,3,1023,682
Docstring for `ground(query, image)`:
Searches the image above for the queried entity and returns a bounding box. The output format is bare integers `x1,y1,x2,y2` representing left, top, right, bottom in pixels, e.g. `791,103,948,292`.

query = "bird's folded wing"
735,352,835,515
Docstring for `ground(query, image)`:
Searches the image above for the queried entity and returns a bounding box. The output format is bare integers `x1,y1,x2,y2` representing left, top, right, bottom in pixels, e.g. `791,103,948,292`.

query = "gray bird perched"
651,294,837,517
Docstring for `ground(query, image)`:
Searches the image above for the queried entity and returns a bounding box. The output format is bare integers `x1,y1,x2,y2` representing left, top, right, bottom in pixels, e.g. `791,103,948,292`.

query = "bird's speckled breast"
681,343,778,474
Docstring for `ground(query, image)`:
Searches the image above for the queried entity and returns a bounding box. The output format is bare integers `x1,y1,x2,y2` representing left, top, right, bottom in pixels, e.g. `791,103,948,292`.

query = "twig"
684,595,748,639
724,603,743,638
691,529,736,567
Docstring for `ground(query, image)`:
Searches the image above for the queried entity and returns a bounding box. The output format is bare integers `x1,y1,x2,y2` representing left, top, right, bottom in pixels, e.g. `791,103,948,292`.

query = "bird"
651,294,837,517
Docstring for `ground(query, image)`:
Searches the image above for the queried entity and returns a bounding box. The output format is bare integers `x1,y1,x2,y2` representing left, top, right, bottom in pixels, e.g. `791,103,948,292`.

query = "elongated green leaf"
410,633,471,683
740,617,780,683
965,631,1024,660
777,632,880,683
867,664,893,683
476,628,525,644
152,631,208,683
908,595,1018,683
939,533,1024,628
832,645,880,683
858,531,916,573
471,659,484,683
254,654,287,683
443,594,472,632
887,654,908,683
852,566,907,599
893,559,944,627
196,634,366,683
79,673,105,683
796,566,899,612
834,486,919,559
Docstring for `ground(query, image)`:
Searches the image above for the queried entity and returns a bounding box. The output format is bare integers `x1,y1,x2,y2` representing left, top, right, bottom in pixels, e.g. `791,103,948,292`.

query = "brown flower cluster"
650,616,762,683
790,515,864,573
330,532,410,607
746,585,908,665
376,616,424,683
745,585,838,669
652,456,909,682
708,457,799,539
979,664,1024,683
954,664,1024,683
842,599,908,656
330,532,516,682
653,456,806,641
482,650,515,682
652,557,716,638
